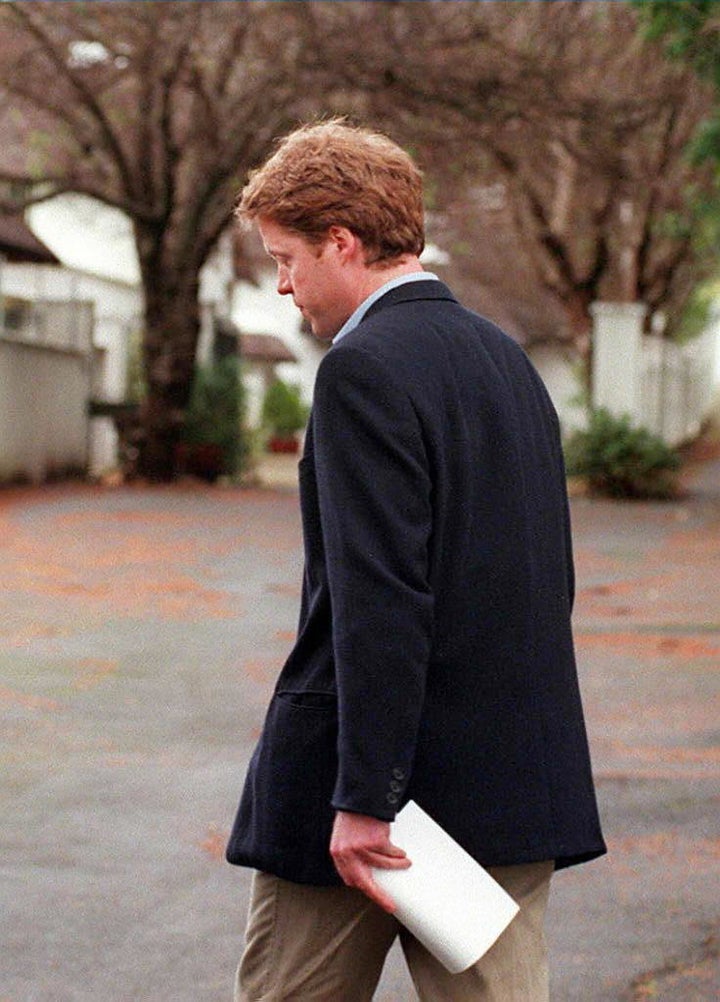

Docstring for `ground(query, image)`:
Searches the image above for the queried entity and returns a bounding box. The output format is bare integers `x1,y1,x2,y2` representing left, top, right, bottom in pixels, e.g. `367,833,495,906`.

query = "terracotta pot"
267,435,299,454
175,442,225,480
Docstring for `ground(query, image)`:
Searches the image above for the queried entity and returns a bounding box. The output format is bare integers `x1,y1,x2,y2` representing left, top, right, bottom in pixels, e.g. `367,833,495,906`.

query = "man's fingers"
335,842,410,865
359,872,398,914
362,846,411,868
332,848,411,914
329,811,412,911
331,843,411,872
334,858,399,914
378,840,410,862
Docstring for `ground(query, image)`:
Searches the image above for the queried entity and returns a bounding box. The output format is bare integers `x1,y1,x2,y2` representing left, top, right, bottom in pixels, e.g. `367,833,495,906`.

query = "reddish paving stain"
242,658,278,684
604,740,720,766
0,686,61,712
608,833,720,861
1,624,68,647
71,658,119,691
199,824,229,862
576,632,720,660
598,767,719,782
266,582,302,597
0,492,243,621
627,932,720,1001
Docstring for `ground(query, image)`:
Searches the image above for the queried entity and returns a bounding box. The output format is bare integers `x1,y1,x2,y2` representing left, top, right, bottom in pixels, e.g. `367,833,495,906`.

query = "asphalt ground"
1,453,718,1001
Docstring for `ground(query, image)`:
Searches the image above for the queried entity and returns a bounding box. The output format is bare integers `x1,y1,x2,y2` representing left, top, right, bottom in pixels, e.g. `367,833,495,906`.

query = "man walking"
226,119,605,1001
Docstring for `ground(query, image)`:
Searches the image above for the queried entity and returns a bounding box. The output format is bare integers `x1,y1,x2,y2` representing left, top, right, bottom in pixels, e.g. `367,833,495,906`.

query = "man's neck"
354,255,425,305
332,259,436,345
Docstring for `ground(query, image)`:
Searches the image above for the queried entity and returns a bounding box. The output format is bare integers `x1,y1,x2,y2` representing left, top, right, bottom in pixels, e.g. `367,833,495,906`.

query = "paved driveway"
1,459,718,1001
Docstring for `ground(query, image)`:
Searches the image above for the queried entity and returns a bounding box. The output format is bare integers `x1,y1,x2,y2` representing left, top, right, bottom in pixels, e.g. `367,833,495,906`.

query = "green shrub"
564,408,681,500
181,357,245,478
261,379,309,437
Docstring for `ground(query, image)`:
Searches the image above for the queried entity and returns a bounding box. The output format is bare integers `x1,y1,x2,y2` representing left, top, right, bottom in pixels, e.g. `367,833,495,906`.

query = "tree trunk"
138,268,202,482
563,289,595,399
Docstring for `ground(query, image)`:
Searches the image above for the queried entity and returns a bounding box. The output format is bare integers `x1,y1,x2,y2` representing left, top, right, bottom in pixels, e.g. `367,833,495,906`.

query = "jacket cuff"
331,764,409,821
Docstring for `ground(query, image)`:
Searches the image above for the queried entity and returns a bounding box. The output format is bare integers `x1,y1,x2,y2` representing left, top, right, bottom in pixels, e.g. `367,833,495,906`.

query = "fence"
591,302,719,446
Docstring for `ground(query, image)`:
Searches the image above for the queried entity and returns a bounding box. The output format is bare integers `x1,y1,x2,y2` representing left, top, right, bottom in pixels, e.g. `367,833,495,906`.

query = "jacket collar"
362,280,458,321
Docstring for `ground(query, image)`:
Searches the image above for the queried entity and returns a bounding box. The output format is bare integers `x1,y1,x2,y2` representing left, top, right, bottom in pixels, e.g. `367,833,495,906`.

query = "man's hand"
330,810,411,913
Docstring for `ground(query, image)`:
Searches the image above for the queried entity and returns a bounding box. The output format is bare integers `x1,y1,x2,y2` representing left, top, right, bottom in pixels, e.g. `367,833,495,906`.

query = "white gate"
591,301,719,446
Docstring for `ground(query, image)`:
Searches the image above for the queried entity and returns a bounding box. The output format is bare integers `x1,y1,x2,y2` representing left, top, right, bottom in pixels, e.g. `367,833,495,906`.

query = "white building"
1,257,143,478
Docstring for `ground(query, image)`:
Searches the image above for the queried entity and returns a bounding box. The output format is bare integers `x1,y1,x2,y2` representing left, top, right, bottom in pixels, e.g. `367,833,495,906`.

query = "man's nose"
277,268,292,295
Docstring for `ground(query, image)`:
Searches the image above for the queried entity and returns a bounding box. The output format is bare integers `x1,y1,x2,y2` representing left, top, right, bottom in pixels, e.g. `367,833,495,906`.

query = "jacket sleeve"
312,343,434,820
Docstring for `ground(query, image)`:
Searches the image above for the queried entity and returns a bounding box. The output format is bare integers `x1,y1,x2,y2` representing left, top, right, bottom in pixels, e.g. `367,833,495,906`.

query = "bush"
261,379,309,438
564,408,681,500
181,357,245,479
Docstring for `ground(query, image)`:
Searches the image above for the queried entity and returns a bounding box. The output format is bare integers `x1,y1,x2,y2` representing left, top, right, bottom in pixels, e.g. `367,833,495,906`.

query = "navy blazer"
227,280,606,885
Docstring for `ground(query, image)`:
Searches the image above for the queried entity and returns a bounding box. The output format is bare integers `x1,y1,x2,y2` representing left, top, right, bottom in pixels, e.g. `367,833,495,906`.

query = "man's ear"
326,225,362,262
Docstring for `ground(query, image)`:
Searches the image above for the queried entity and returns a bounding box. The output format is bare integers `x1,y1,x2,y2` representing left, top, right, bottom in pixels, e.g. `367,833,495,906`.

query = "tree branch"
7,2,137,201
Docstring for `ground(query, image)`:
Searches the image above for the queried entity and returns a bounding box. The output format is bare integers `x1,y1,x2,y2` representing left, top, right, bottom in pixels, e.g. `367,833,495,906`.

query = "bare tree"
303,1,716,351
0,0,318,480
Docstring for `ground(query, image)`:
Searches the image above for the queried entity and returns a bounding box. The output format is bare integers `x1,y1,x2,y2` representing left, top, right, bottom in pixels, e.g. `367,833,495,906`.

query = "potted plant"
261,379,309,454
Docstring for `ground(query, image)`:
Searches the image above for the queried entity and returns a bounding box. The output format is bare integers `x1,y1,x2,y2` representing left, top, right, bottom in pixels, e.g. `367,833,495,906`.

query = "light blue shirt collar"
333,272,439,345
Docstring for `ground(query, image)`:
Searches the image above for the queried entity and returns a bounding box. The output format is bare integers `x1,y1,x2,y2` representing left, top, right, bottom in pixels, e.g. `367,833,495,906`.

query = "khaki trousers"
235,860,553,1001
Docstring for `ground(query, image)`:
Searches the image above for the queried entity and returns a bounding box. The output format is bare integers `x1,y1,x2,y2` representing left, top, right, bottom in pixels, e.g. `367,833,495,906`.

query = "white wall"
527,344,586,438
1,262,142,472
0,339,90,482
2,264,142,395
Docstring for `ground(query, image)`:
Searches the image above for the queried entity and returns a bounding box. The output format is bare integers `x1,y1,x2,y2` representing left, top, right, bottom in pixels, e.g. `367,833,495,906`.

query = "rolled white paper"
372,800,520,974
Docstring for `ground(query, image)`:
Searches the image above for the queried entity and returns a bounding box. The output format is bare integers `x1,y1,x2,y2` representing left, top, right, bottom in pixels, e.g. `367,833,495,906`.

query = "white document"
372,800,520,974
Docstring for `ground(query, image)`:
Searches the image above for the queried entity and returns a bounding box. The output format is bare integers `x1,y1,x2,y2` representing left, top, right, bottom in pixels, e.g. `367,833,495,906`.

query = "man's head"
236,119,425,266
236,120,427,339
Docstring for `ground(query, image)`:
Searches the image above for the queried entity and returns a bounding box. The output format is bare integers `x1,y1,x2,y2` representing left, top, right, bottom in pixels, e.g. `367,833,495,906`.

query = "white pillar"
590,301,647,425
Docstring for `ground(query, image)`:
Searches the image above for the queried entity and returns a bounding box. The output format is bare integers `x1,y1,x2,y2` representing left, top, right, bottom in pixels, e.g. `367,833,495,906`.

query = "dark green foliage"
564,409,681,500
635,2,720,266
636,1,720,165
261,379,309,438
636,1,720,85
182,357,245,478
